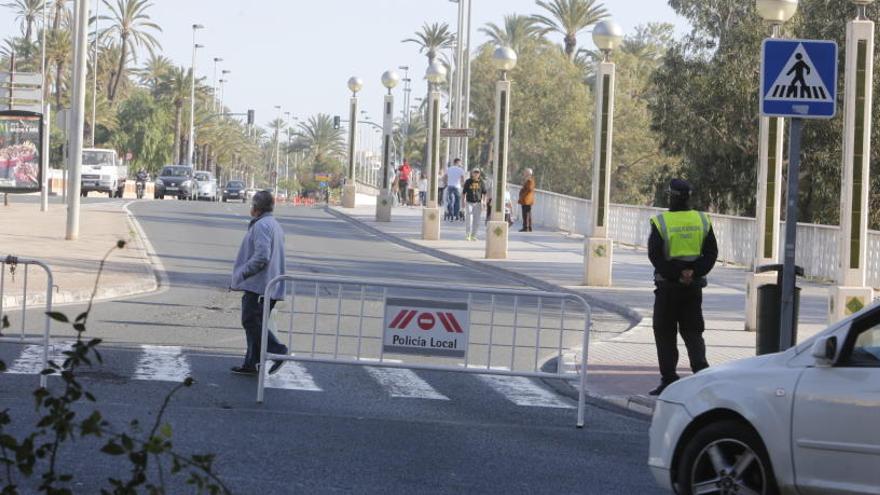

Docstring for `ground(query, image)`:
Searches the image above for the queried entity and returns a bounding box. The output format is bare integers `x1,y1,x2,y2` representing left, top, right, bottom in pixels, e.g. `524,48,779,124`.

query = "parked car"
648,301,880,495
222,180,246,202
194,171,218,201
154,165,196,200
244,188,258,201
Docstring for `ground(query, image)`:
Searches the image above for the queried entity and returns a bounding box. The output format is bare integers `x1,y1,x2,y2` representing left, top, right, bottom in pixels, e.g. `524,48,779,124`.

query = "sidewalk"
331,204,830,413
0,201,158,316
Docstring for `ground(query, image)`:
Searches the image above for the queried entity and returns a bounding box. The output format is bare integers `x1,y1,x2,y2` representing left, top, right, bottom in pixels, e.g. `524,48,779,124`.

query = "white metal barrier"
509,184,880,286
0,256,55,387
256,275,593,427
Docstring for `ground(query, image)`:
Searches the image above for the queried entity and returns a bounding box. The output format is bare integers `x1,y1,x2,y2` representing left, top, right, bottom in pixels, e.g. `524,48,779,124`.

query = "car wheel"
676,420,777,495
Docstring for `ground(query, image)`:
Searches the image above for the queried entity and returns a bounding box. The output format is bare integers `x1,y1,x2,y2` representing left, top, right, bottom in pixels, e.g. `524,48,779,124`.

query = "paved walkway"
332,204,830,412
0,201,157,320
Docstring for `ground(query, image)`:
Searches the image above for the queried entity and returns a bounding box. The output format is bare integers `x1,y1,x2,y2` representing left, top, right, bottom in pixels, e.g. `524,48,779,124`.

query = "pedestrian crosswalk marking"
265,361,322,391
365,367,449,400
764,43,833,103
6,341,71,374
133,345,191,382
478,375,574,409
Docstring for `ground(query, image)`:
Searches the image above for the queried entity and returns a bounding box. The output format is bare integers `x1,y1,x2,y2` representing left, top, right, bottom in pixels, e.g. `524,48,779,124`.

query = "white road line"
133,345,191,382
365,367,449,400
265,361,322,391
6,341,71,374
478,375,574,409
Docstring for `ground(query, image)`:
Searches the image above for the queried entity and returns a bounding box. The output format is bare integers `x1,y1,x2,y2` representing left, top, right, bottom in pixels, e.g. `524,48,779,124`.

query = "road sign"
315,173,331,182
761,39,838,119
1,88,42,102
1,103,42,113
319,181,327,188
0,72,43,86
440,128,476,138
383,298,469,358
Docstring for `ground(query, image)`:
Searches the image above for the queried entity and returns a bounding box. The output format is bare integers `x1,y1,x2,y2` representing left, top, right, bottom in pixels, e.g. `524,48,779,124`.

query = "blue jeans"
446,187,461,217
241,291,288,368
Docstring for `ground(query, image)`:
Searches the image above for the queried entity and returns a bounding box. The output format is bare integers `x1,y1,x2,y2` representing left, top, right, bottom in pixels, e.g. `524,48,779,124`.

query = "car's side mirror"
811,336,838,367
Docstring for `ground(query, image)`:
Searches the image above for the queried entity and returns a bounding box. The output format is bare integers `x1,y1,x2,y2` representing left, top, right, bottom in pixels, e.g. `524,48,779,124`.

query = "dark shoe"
649,378,678,396
268,360,286,375
231,366,258,375
519,228,527,232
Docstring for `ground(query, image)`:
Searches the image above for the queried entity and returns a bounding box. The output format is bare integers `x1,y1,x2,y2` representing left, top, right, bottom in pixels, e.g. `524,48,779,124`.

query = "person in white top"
418,175,428,206
444,158,466,219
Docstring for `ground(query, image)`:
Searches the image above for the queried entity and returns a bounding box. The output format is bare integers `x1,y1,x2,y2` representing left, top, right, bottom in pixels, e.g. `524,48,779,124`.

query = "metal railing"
509,184,880,287
256,274,593,427
0,256,55,387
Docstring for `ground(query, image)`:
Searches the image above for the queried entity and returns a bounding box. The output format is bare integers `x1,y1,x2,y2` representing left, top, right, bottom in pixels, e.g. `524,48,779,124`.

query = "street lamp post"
65,0,90,240
273,105,282,195
746,0,798,331
583,20,623,285
90,0,99,147
342,77,363,208
39,0,49,212
377,70,400,222
831,0,875,321
212,57,223,111
186,24,204,167
219,69,230,112
485,46,517,259
398,65,411,163
422,61,447,240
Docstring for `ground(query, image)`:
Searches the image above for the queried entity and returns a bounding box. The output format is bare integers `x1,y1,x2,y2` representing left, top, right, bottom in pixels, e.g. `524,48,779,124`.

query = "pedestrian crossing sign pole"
760,39,838,351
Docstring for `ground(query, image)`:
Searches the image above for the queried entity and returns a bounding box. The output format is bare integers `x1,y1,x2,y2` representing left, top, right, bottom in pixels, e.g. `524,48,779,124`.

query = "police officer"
648,179,718,395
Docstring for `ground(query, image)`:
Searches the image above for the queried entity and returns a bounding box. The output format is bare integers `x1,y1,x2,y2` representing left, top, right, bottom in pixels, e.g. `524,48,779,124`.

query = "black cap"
669,178,693,195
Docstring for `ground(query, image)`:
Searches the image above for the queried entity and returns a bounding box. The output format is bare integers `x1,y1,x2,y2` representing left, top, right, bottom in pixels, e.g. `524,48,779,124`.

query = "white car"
194,171,218,201
649,301,880,495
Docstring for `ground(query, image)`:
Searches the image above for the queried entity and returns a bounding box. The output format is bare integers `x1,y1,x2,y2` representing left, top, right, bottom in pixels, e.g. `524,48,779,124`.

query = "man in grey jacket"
230,191,289,375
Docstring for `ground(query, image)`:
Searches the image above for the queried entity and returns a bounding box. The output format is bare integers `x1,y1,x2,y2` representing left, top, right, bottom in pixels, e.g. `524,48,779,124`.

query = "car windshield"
227,181,244,188
160,167,190,178
194,173,211,181
82,151,115,166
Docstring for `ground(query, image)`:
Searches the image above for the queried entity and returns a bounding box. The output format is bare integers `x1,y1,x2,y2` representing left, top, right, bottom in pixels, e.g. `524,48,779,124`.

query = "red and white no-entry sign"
383,298,469,358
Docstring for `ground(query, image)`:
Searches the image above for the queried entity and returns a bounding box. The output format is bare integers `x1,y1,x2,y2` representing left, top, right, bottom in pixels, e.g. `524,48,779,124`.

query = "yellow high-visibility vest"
650,210,711,261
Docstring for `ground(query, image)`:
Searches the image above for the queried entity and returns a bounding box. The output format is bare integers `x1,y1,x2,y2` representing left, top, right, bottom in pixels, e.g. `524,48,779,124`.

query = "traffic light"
333,115,341,129
247,109,255,126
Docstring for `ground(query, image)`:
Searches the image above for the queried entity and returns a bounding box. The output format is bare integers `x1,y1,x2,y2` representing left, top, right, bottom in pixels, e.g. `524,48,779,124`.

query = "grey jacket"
231,213,286,300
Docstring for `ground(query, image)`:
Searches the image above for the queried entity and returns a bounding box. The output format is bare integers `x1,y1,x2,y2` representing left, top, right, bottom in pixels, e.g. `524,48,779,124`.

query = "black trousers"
521,205,532,230
241,291,288,368
652,285,709,383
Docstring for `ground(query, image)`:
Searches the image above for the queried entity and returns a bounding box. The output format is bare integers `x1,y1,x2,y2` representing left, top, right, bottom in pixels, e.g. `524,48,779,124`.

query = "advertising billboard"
0,111,42,193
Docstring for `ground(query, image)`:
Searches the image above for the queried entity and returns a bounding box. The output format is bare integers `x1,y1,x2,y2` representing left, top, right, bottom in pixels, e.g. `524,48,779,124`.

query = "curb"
325,206,642,327
0,203,162,311
326,206,655,417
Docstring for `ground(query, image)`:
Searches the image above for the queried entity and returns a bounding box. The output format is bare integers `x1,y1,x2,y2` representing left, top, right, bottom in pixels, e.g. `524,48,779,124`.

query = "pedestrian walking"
462,168,487,241
444,158,466,221
647,179,718,395
398,161,411,206
230,190,289,376
438,166,447,208
418,174,428,206
518,168,535,232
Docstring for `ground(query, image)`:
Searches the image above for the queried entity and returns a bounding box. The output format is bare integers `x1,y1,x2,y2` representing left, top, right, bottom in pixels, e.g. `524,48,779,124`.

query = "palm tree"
4,0,45,43
99,0,162,102
533,0,607,60
138,52,172,93
44,26,70,107
296,114,345,169
403,22,455,64
157,66,190,164
479,14,548,53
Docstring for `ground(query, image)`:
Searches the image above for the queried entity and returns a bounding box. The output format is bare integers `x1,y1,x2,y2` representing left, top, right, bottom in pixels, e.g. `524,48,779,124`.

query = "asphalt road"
0,200,665,494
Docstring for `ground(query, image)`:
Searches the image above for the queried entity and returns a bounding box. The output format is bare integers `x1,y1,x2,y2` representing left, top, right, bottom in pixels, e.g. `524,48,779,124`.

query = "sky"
2,0,690,131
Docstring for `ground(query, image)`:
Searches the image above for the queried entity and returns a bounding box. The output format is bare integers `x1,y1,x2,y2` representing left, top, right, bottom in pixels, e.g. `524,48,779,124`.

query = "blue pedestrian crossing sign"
761,39,838,119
